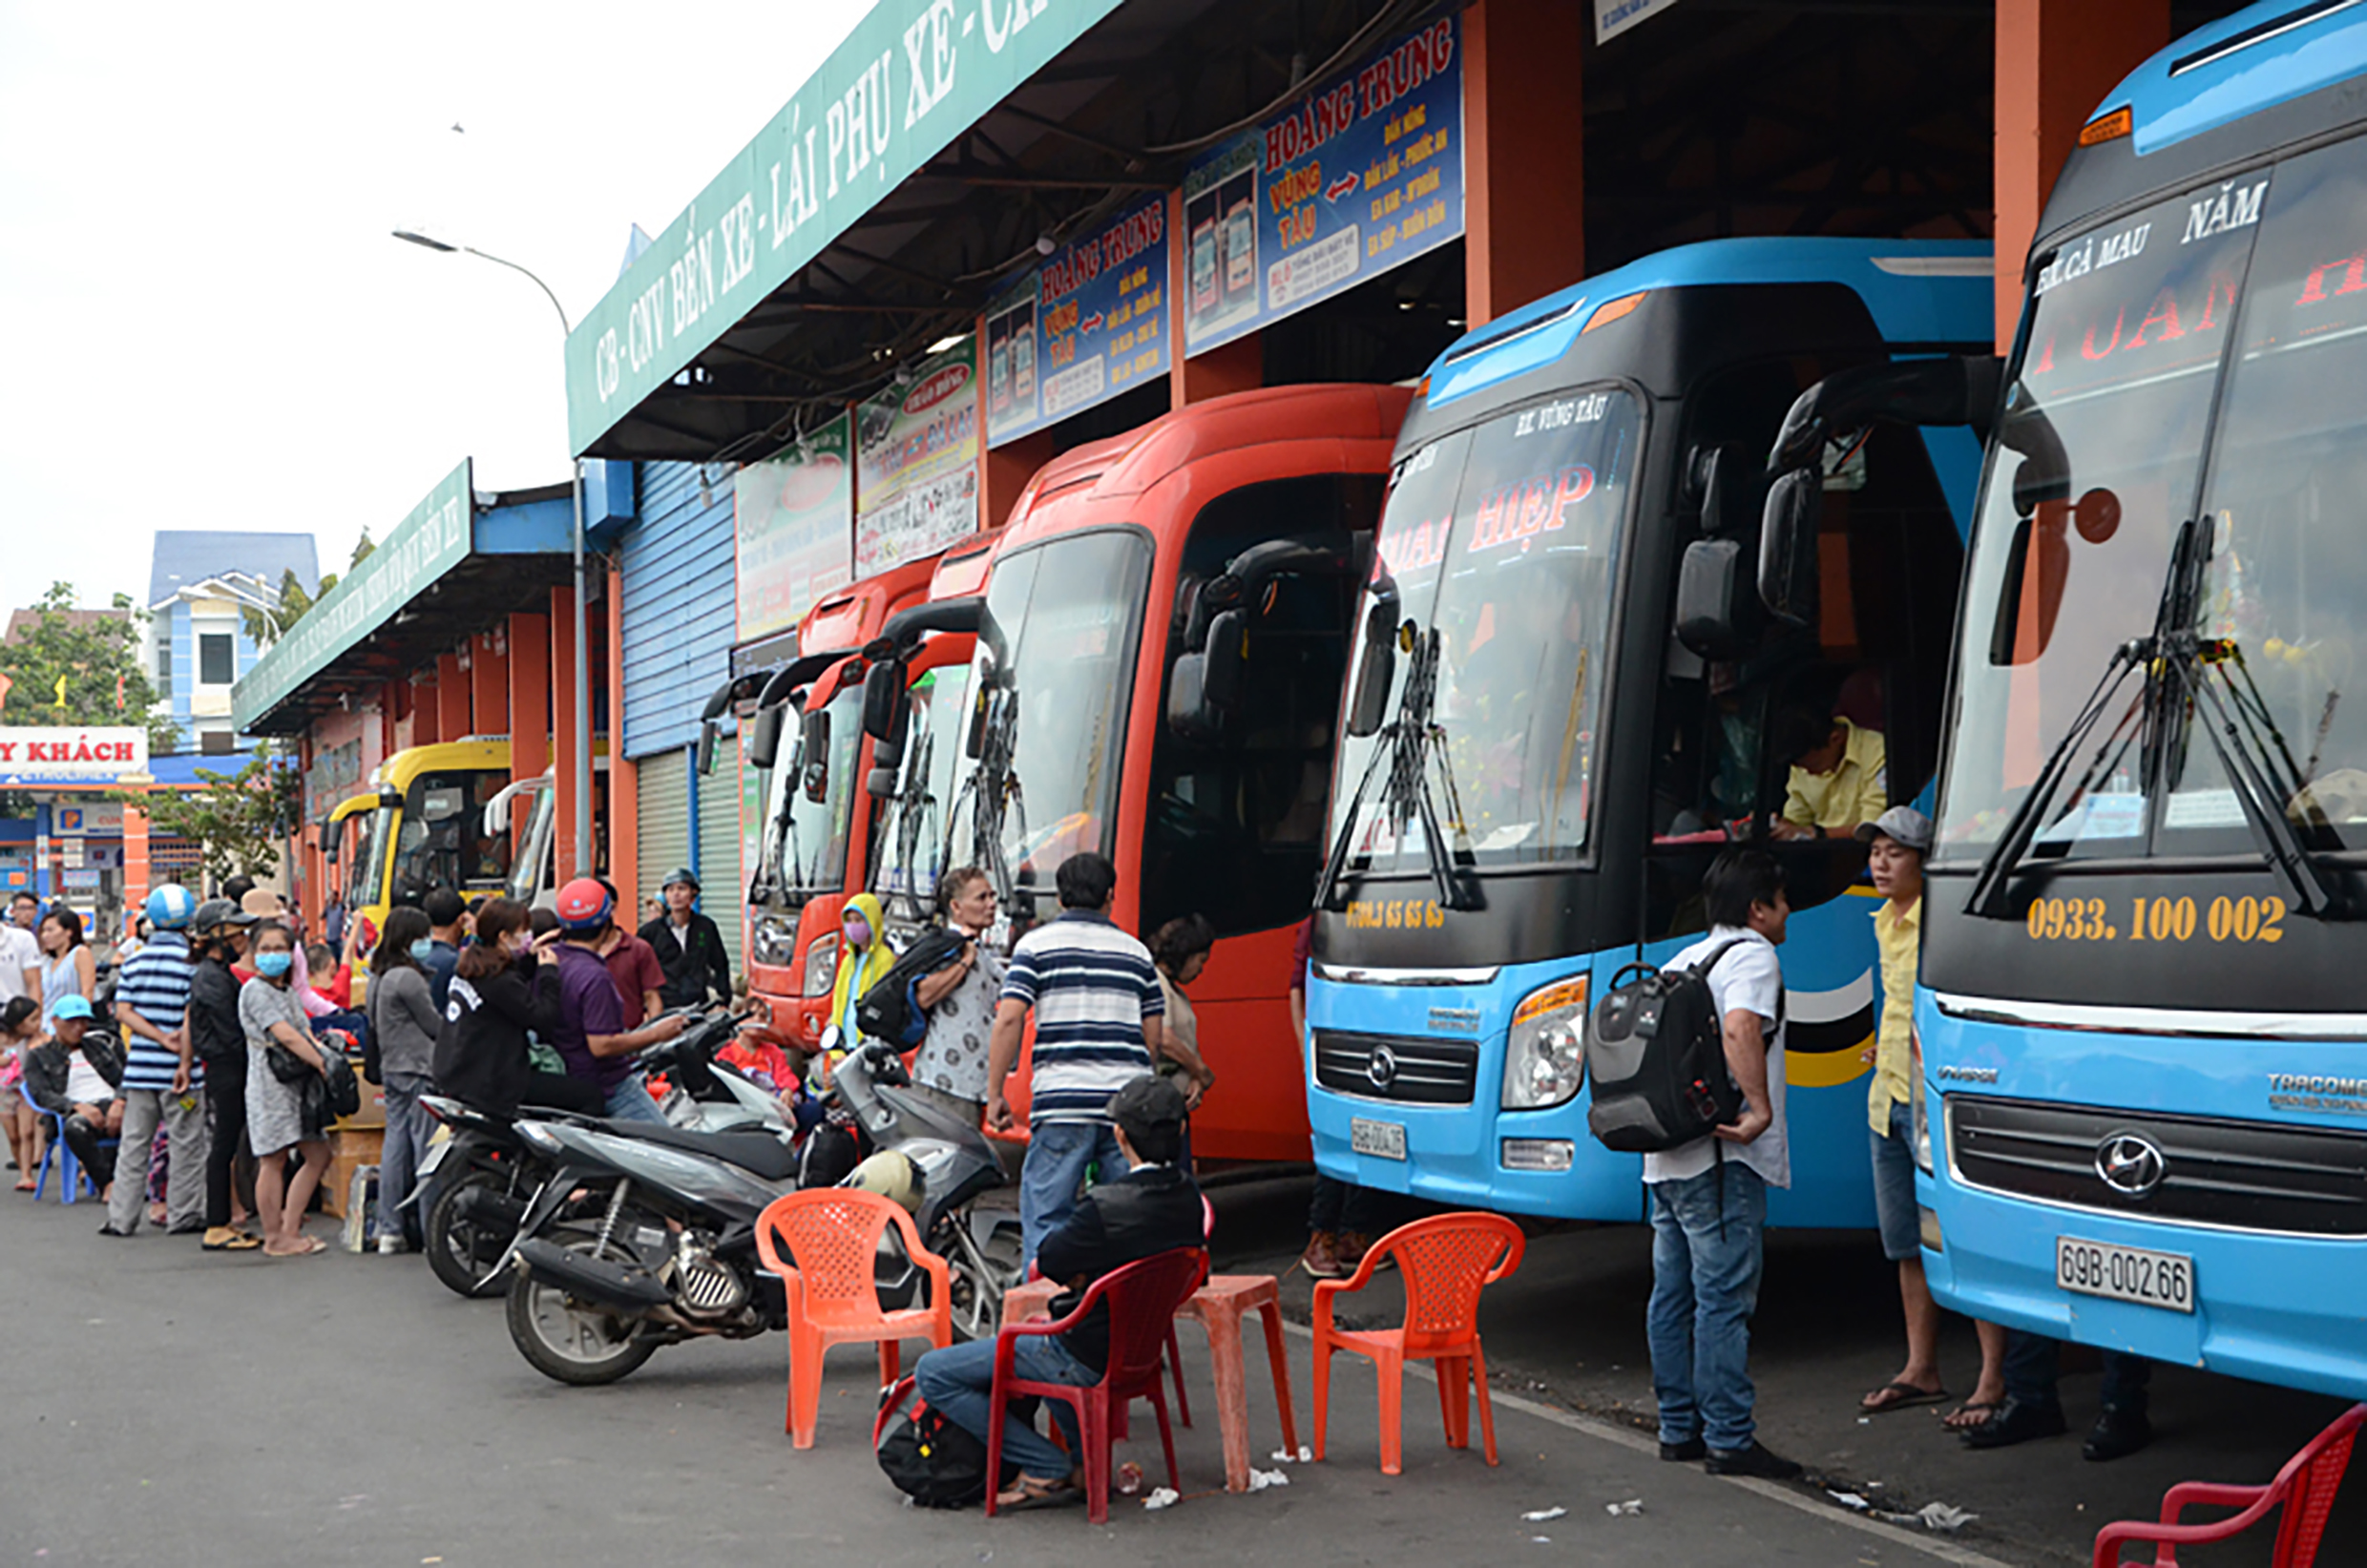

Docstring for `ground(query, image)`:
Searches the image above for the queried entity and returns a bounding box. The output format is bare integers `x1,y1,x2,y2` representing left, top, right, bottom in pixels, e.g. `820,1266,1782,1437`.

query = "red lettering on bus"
1551,466,1595,526
2295,252,2367,305
2125,287,2185,348
2081,309,2126,362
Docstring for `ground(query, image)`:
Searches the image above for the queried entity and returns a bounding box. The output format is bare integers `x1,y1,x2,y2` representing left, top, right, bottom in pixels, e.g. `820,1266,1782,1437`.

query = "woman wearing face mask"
825,892,895,1060
367,907,442,1254
431,898,604,1120
238,922,331,1257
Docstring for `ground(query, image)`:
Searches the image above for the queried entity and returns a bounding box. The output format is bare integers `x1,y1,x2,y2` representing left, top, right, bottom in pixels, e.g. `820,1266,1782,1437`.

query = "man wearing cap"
915,1075,1205,1508
551,878,685,1124
22,994,124,1182
639,868,731,1012
103,885,208,1237
187,898,262,1250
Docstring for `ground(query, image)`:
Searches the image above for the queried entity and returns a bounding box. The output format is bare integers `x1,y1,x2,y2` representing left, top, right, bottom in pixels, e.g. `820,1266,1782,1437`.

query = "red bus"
857,383,1411,1160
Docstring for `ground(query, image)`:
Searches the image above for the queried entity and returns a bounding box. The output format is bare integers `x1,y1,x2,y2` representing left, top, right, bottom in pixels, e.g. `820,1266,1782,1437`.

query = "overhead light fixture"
1036,234,1058,257
392,228,458,253
926,334,965,354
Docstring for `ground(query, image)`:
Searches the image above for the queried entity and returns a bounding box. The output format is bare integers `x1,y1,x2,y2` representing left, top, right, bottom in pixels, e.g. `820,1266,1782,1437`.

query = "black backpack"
1583,940,1759,1153
875,1375,1014,1508
855,928,971,1049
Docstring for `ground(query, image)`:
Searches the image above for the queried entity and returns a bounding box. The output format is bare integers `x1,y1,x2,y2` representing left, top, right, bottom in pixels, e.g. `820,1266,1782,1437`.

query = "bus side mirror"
1759,469,1822,629
800,709,831,805
1675,538,1756,659
695,721,719,778
862,659,907,742
748,703,788,771
319,819,339,864
1345,603,1398,739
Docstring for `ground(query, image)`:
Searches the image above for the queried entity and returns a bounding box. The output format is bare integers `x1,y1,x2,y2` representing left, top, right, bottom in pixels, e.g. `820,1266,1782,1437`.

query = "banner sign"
0,727,147,786
564,0,1127,455
234,460,473,731
1595,0,1684,43
1182,14,1463,357
735,413,855,640
53,803,126,836
855,338,979,575
985,194,1171,446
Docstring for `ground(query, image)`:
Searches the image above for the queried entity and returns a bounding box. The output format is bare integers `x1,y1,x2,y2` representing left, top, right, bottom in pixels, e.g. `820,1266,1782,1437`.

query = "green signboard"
734,413,854,641
232,460,474,732
563,0,1126,457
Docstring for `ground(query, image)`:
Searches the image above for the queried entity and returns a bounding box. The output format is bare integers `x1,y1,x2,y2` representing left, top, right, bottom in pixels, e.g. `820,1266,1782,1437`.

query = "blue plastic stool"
31,1106,115,1203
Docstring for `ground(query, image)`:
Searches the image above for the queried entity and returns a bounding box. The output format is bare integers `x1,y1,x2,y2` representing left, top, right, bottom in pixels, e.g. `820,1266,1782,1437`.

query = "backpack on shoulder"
854,927,971,1049
1582,941,1750,1153
875,1374,1016,1508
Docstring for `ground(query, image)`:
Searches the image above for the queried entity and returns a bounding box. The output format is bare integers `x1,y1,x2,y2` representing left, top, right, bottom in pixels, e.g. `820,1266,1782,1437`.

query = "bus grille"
1313,1031,1479,1106
1947,1096,2367,1238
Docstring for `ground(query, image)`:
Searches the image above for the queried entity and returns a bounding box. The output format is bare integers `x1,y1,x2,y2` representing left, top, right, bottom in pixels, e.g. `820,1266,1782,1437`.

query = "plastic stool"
1176,1273,1298,1493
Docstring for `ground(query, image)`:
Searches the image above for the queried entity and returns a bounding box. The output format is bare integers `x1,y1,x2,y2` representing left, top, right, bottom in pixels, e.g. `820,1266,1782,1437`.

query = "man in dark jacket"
639,868,731,1011
23,995,127,1180
914,1075,1204,1507
186,899,261,1250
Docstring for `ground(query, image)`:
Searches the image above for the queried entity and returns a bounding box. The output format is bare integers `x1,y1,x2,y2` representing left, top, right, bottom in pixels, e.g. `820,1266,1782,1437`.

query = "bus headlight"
801,932,839,999
1502,975,1589,1110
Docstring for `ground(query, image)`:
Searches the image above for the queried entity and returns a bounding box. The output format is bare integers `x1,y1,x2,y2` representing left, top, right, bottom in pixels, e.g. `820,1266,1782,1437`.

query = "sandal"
202,1228,262,1252
1861,1380,1950,1414
995,1474,1080,1511
1942,1399,2005,1432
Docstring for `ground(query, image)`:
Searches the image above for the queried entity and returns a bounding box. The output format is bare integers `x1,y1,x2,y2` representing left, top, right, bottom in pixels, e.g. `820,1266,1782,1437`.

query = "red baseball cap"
554,877,614,933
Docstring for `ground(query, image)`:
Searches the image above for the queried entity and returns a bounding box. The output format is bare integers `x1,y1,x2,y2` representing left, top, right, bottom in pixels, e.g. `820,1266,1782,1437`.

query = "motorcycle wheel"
505,1236,660,1386
424,1164,510,1300
945,1222,1024,1344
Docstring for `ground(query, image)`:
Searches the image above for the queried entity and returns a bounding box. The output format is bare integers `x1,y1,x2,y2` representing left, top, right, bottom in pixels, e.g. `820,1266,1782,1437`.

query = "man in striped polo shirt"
103,885,209,1237
986,852,1165,1267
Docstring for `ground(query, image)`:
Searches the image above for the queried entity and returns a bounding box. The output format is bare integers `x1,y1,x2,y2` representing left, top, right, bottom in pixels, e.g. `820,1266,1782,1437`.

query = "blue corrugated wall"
619,461,737,759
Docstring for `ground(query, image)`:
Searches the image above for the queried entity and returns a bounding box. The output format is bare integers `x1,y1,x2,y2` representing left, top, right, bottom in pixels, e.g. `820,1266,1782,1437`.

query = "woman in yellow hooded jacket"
824,891,896,1058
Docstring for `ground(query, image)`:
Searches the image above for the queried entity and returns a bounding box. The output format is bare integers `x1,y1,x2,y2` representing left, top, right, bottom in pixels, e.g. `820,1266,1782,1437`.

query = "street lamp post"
394,230,595,880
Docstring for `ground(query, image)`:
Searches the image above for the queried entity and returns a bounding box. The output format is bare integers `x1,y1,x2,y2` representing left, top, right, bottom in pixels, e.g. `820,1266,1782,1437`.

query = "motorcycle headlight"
801,932,840,999
1501,974,1589,1111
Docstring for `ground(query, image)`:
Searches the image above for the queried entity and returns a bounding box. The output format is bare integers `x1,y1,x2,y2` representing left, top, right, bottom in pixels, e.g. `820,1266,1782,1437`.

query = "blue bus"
1763,1,2367,1398
1305,238,1991,1224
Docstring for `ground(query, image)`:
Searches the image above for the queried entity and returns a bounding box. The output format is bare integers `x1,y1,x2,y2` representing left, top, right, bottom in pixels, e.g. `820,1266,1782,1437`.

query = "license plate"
417,1141,451,1178
2056,1236,2195,1313
1350,1117,1407,1160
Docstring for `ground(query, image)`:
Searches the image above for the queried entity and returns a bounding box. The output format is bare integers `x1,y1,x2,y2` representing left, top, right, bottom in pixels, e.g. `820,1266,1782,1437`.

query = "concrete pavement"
4,1181,2018,1568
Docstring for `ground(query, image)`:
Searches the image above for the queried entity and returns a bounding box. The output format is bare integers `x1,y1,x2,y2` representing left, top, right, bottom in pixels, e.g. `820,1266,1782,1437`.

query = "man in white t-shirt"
0,910,38,1006
1644,847,1800,1481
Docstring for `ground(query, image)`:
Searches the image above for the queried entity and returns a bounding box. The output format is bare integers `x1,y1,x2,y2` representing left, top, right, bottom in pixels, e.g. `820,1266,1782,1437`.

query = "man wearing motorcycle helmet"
102,884,207,1237
550,878,685,1124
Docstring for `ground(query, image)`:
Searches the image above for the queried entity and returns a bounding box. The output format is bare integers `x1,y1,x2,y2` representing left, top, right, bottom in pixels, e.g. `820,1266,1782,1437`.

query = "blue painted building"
146,531,320,756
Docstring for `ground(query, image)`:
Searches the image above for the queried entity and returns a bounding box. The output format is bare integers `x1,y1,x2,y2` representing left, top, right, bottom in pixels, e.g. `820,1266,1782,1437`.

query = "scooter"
415,1006,786,1299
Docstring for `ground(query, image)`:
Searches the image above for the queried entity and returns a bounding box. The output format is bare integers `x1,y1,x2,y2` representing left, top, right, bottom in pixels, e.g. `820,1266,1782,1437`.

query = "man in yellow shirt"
1771,710,1888,838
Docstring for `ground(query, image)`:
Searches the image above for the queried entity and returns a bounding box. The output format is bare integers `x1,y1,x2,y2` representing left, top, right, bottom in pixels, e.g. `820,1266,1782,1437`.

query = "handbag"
267,1042,314,1085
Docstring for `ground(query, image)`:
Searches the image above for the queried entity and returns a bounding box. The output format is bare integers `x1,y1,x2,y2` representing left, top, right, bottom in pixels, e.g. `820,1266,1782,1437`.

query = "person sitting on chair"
21,994,125,1188
913,1075,1205,1510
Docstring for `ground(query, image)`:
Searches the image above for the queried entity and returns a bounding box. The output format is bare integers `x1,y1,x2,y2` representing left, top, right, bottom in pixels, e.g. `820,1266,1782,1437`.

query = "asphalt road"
8,1179,2027,1568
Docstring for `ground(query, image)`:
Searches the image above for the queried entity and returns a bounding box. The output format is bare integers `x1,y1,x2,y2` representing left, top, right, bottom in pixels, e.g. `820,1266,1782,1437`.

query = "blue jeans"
1869,1097,1919,1263
1646,1160,1769,1453
915,1332,1094,1481
604,1074,667,1125
2003,1331,2151,1416
1019,1119,1124,1269
377,1072,434,1246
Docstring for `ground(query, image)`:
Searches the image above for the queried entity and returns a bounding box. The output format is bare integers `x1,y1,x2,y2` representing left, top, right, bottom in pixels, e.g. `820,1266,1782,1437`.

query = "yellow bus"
324,740,515,976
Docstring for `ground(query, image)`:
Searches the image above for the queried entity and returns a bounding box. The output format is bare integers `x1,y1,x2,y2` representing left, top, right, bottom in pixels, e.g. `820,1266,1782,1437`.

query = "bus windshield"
390,770,512,903
346,805,389,909
505,784,555,905
1328,387,1640,872
874,659,974,913
765,682,863,895
961,530,1152,904
1941,136,2367,862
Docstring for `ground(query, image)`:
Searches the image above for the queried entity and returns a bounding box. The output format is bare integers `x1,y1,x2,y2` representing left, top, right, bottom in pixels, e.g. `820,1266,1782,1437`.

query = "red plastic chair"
754,1190,953,1449
2092,1402,2364,1567
985,1246,1208,1524
1311,1211,1525,1475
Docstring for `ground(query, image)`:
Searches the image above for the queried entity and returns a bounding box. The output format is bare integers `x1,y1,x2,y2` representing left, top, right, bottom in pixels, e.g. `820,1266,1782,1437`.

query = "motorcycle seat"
601,1119,803,1182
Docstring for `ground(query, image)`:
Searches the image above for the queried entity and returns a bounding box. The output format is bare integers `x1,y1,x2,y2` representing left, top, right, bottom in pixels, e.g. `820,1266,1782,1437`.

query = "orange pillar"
436,652,470,741
1995,0,2168,350
551,588,582,885
471,628,510,742
1463,0,1587,328
607,562,639,916
122,796,150,922
408,670,442,746
1167,189,1264,407
982,431,1056,528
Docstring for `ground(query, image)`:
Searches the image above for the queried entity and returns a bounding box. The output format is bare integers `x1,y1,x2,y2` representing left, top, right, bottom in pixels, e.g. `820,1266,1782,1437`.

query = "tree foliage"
122,745,302,889
0,582,178,754
244,532,370,648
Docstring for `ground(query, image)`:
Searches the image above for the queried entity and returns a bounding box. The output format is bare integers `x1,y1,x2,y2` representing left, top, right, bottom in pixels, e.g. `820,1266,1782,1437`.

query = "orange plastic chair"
2092,1402,2364,1567
1311,1211,1525,1475
755,1190,953,1449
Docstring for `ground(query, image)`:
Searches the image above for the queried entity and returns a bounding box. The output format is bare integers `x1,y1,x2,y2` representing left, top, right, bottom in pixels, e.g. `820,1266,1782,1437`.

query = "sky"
0,0,876,609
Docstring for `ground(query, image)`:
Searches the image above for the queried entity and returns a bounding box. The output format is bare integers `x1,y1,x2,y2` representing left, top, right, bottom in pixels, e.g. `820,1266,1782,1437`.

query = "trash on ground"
1605,1498,1644,1516
1142,1488,1181,1511
1914,1501,1978,1532
1828,1491,1872,1511
1270,1446,1313,1463
1247,1468,1290,1491
1521,1506,1566,1521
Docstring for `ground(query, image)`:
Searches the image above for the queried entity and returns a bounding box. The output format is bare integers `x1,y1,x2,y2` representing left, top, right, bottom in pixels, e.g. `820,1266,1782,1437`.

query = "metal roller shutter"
695,751,744,978
636,749,691,933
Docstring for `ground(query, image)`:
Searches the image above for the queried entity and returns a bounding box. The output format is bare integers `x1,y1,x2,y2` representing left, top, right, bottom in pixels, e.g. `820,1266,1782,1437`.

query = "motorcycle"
414,1006,786,1299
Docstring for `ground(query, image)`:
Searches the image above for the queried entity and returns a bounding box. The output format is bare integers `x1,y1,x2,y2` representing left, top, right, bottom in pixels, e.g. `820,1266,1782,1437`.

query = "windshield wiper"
1964,639,2147,918
1314,627,1482,914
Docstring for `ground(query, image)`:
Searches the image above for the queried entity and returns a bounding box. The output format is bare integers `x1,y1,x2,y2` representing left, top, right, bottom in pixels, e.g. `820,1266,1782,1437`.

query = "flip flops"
1860,1380,1951,1414
1942,1399,2005,1432
202,1228,262,1252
